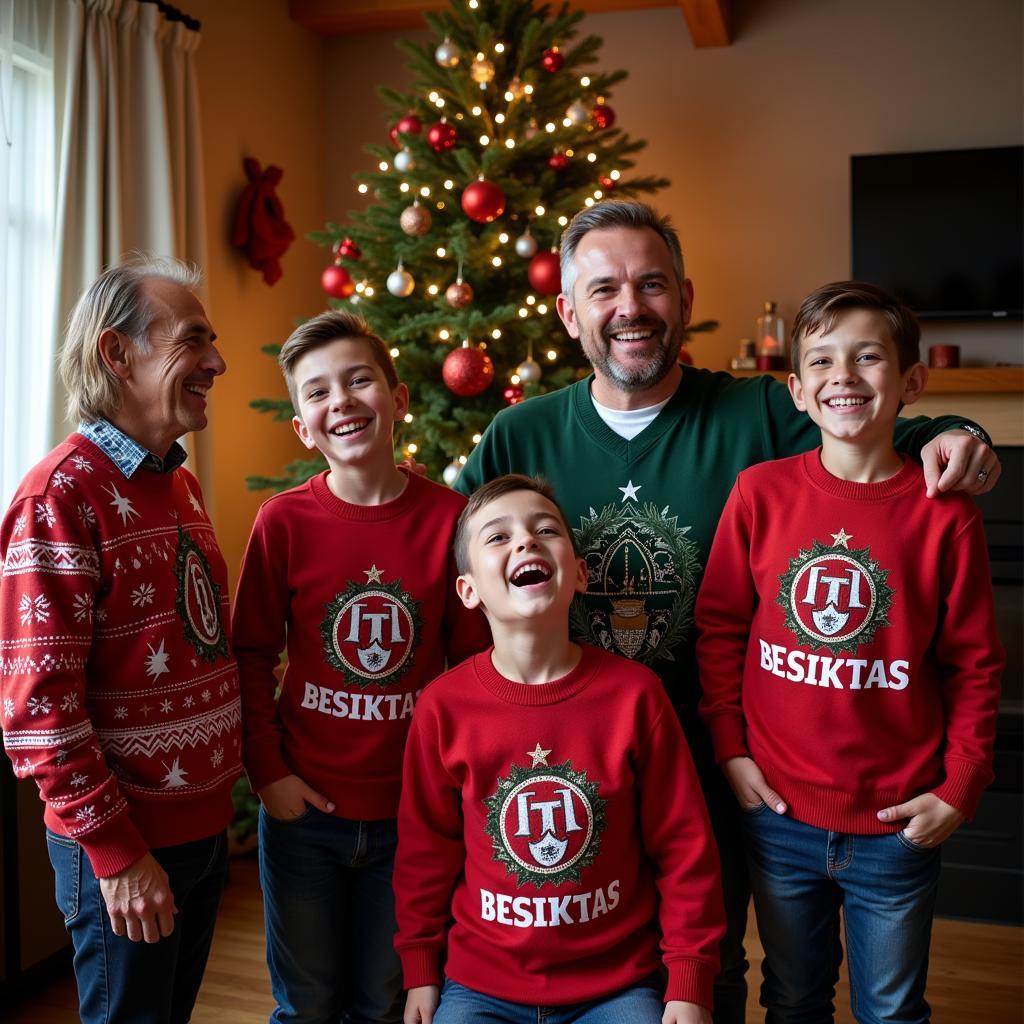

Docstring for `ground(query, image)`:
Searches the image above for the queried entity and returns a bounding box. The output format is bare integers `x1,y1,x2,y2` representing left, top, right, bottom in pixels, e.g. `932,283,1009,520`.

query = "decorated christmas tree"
248,0,714,491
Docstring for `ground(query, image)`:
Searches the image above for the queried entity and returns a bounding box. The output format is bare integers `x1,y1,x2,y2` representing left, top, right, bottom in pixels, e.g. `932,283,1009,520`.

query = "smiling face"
788,308,927,449
556,226,693,407
456,488,586,629
291,336,409,472
114,278,225,455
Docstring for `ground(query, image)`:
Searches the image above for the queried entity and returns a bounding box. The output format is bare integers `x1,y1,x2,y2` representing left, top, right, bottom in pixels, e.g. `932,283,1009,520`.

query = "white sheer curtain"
48,0,210,473
0,0,56,509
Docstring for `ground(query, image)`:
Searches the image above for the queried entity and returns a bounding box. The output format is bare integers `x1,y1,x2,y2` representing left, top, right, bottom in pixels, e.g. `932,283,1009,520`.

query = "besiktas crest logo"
484,744,607,888
174,525,228,662
776,528,894,656
320,565,422,688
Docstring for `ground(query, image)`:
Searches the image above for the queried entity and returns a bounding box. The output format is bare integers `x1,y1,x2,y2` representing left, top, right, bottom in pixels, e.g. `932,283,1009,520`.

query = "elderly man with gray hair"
0,258,241,1023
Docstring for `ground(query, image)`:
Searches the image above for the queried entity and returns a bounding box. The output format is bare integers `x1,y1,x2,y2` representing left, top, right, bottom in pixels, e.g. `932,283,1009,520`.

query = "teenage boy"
232,311,489,1024
696,281,1003,1023
395,475,725,1024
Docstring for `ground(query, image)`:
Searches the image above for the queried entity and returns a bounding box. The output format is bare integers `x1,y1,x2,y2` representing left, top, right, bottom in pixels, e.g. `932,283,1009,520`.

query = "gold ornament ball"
470,57,495,84
445,280,474,308
400,203,432,236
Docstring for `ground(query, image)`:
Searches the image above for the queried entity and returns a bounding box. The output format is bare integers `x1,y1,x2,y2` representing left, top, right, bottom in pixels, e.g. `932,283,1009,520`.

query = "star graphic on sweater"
186,487,203,516
830,528,853,549
145,639,170,679
527,743,552,767
364,564,384,583
104,483,140,525
618,480,641,502
161,757,189,789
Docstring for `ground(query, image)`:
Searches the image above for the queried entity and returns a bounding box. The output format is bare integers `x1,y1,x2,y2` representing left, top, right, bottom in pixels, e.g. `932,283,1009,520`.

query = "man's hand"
877,792,965,847
99,852,177,943
663,999,711,1024
721,756,787,814
921,430,1000,497
258,774,335,821
404,985,440,1024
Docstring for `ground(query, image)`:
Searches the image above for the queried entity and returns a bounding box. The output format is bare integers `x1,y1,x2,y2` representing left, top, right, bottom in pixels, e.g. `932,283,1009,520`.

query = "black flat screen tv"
850,146,1023,320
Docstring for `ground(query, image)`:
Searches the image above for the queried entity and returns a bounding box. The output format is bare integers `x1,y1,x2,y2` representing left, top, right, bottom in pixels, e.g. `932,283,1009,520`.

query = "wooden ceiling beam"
289,0,733,46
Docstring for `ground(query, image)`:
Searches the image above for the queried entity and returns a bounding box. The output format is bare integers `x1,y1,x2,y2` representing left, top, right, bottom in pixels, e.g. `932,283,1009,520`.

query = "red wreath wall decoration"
231,157,295,285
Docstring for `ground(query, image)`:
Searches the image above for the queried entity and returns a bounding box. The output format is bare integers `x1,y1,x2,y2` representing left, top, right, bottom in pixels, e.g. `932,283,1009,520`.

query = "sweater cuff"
243,740,292,795
932,759,994,820
80,813,150,878
665,957,716,1010
706,714,749,765
399,946,442,990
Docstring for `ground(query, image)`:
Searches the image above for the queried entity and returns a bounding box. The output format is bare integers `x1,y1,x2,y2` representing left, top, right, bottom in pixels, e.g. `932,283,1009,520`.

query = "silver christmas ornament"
442,460,462,487
516,357,542,384
393,148,416,173
435,38,462,68
566,100,590,125
515,231,538,258
386,265,415,297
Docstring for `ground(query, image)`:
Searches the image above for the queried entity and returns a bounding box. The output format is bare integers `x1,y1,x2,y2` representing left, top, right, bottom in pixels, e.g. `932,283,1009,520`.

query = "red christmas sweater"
0,435,241,877
696,450,1003,832
232,470,489,820
394,644,725,1009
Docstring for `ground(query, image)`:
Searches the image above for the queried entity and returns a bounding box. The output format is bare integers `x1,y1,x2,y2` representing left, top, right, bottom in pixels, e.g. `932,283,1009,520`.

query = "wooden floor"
6,854,1023,1023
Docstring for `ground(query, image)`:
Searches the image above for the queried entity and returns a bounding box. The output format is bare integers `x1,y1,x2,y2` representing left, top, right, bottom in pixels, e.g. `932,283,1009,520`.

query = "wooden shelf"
730,367,1024,394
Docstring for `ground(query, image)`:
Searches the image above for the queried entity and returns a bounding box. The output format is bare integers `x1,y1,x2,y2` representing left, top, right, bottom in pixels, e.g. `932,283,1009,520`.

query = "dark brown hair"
454,475,577,575
790,281,921,374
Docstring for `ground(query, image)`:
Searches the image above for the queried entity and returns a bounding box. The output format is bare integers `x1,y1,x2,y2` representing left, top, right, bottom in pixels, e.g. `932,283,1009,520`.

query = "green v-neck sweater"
456,367,966,763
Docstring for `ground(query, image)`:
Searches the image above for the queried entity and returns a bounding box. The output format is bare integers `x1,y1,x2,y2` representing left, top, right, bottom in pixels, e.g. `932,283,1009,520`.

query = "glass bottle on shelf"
730,338,757,371
756,301,786,371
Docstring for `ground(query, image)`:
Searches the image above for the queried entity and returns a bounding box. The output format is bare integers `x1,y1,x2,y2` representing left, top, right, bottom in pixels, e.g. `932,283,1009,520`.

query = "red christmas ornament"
527,250,562,295
503,384,525,405
597,175,616,192
427,120,457,153
445,280,474,309
541,46,563,72
591,103,616,130
461,178,506,223
321,263,354,299
548,150,568,170
338,237,361,260
389,113,422,145
442,344,494,397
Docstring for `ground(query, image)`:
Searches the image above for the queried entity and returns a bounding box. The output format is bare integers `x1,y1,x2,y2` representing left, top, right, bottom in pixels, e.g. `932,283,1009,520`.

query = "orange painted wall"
189,0,328,588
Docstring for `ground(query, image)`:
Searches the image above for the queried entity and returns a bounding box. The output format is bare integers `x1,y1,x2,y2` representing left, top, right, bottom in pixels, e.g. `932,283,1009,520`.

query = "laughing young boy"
696,281,1003,1023
395,475,725,1024
232,310,488,1024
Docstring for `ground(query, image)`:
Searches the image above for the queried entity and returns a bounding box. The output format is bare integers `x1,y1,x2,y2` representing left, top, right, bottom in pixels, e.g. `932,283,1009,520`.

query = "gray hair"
559,200,686,307
59,256,202,424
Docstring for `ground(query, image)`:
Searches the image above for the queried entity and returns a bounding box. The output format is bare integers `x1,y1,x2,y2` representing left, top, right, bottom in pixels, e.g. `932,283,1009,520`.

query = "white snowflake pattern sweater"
0,434,241,877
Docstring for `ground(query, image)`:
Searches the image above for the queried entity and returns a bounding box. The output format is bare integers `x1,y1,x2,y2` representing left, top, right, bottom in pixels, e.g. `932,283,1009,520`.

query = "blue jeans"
259,806,403,1024
434,978,665,1023
743,806,941,1024
46,828,228,1024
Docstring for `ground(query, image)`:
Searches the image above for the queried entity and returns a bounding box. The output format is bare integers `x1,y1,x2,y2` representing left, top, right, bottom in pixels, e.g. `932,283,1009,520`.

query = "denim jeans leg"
434,978,534,1024
343,817,404,1024
742,809,844,1024
46,829,227,1024
565,982,664,1023
838,831,940,1024
259,807,350,1023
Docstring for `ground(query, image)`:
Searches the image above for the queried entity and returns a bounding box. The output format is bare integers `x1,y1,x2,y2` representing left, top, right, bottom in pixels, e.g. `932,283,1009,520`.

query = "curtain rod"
138,0,201,33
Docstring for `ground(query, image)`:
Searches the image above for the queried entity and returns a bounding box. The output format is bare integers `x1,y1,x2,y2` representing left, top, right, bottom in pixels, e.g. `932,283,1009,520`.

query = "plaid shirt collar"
78,419,188,478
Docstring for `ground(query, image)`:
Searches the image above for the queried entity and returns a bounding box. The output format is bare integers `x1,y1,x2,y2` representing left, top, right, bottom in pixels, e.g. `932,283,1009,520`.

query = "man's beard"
579,317,682,392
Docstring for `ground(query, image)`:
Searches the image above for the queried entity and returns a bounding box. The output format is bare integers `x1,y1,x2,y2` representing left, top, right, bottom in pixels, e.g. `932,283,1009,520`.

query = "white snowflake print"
182,695,195,709
34,501,56,527
114,706,128,720
55,748,69,765
2,697,14,718
70,772,89,789
72,593,94,623
74,805,97,823
16,757,35,776
131,582,156,607
159,699,173,714
145,639,170,679
210,747,224,768
26,696,53,716
19,593,51,625
77,503,97,528
71,455,93,473
103,483,140,525
201,689,211,703
51,471,75,492
60,692,81,713
13,513,26,536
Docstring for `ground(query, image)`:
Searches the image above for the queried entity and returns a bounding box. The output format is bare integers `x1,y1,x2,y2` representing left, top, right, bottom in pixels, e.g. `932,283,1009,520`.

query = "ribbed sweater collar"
309,467,418,522
801,447,919,501
471,643,602,706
